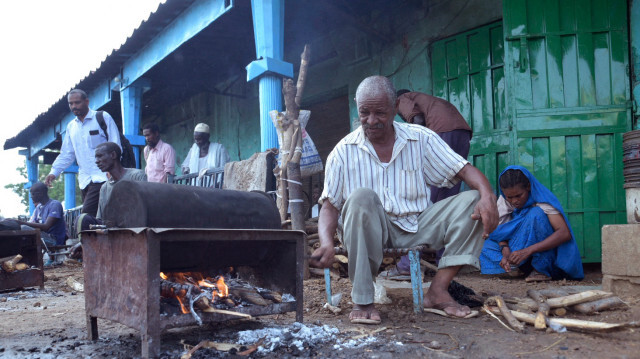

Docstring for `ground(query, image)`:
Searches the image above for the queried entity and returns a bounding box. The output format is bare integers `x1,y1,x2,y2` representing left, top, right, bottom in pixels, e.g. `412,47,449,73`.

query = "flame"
216,276,228,298
176,296,189,314
160,272,168,280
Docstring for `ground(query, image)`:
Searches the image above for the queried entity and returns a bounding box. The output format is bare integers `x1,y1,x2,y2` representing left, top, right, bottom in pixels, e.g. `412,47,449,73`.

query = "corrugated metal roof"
4,0,197,151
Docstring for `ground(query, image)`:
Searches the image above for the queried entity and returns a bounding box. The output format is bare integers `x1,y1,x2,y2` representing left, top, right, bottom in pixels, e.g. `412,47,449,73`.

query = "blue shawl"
487,165,584,280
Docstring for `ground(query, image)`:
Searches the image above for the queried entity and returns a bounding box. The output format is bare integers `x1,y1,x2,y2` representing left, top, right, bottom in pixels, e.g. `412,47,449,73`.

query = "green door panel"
431,22,509,194
504,0,631,263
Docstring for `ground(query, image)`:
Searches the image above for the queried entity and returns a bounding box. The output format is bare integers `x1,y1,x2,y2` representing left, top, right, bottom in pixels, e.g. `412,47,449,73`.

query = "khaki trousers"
342,188,484,305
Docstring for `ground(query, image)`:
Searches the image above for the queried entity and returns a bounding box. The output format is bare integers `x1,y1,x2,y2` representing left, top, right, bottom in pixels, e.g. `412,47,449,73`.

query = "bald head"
96,142,122,159
30,182,48,204
355,76,396,108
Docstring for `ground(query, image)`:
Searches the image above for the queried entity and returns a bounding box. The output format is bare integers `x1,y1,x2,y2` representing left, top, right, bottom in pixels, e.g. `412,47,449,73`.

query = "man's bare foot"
349,303,381,324
423,290,471,318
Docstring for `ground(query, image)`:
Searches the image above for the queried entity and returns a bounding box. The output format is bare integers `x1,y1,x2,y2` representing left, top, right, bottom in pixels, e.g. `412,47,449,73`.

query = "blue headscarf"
487,165,584,280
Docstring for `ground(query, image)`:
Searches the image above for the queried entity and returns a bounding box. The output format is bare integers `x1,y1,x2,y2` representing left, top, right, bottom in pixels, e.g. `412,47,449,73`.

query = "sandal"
525,270,551,282
349,305,382,325
423,301,479,319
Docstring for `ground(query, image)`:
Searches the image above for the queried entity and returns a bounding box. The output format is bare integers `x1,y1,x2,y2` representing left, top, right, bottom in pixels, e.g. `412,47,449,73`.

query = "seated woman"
480,166,584,282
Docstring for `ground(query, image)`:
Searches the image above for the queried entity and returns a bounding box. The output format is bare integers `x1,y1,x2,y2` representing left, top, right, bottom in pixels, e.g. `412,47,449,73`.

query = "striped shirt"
320,121,468,233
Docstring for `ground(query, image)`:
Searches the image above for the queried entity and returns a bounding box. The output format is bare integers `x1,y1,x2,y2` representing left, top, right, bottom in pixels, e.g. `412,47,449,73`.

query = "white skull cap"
194,123,210,133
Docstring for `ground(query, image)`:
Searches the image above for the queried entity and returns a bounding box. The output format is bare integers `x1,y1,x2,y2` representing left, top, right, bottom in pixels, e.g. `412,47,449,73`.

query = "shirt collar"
149,139,164,151
346,121,418,145
74,108,96,123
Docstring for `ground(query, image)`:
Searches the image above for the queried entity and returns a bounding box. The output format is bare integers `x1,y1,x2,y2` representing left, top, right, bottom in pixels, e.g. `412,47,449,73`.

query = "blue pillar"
25,154,39,215
63,165,78,210
247,0,293,151
120,79,148,168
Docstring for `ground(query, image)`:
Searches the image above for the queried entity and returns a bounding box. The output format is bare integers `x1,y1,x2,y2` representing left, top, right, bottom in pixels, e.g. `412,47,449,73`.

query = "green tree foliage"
4,162,82,214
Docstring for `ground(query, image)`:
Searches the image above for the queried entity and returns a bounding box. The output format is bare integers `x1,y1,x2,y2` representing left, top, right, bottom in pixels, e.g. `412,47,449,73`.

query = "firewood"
546,290,613,308
552,308,567,316
488,296,525,332
504,297,538,311
14,263,29,271
160,279,211,311
334,255,348,264
229,287,269,306
527,289,550,330
66,277,84,292
382,258,395,265
571,297,627,314
486,306,640,331
307,233,319,240
1,254,23,273
201,307,252,319
305,225,318,234
259,290,282,303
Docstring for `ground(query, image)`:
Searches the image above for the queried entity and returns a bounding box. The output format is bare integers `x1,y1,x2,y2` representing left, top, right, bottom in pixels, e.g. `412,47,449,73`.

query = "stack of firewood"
0,254,30,273
304,219,349,278
484,288,636,332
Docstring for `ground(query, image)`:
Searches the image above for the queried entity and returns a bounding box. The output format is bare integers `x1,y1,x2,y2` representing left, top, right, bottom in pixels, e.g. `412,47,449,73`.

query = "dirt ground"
1,263,639,359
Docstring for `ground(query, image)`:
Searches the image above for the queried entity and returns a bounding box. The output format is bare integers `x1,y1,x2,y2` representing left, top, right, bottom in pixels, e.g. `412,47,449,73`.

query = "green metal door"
504,0,631,262
431,22,510,192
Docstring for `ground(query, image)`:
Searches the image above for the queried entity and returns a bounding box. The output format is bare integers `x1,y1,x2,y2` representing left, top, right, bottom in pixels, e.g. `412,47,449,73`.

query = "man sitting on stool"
71,142,146,259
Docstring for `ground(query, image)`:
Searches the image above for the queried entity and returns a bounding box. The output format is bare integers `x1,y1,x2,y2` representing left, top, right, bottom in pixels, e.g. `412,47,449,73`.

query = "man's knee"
344,188,380,209
454,190,480,208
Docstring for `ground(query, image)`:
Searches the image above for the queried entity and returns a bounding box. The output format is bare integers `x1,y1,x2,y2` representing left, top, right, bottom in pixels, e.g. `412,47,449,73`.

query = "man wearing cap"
181,123,230,175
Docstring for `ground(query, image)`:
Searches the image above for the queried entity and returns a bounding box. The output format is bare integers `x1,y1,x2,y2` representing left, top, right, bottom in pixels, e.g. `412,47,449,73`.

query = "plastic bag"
270,110,323,177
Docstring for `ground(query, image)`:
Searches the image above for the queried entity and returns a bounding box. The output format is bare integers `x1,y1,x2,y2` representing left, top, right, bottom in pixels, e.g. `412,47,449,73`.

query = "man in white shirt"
310,76,498,324
181,123,230,176
44,89,121,217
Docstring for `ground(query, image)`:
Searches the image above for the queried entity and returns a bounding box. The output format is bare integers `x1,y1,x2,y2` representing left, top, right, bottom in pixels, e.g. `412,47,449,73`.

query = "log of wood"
488,296,525,332
1,254,23,273
486,306,640,331
14,263,29,271
552,308,567,317
229,287,269,306
258,290,282,303
382,257,395,265
527,289,549,330
305,224,318,234
546,290,613,308
572,297,626,314
504,297,538,311
307,233,319,240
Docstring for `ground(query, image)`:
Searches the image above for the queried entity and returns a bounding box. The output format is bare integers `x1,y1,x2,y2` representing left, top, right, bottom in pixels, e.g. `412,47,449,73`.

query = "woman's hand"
499,246,512,272
508,247,534,265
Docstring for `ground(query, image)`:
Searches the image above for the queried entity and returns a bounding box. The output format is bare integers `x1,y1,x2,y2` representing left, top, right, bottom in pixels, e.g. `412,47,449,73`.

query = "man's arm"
46,130,76,186
164,145,176,175
309,200,339,268
16,216,58,232
455,164,499,238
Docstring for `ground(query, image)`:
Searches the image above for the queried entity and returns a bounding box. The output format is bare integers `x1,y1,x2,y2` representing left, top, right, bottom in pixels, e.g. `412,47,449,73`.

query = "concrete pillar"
120,79,149,168
247,0,293,151
63,165,78,210
631,0,640,129
25,155,39,215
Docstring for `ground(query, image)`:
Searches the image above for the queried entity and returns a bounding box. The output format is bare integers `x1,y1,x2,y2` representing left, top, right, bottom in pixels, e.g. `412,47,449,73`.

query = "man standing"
310,76,498,324
142,123,176,183
45,89,121,217
386,89,474,278
181,123,230,175
16,182,66,247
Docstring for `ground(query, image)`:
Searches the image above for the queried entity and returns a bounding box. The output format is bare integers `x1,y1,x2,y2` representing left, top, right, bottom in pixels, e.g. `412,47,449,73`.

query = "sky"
0,0,166,218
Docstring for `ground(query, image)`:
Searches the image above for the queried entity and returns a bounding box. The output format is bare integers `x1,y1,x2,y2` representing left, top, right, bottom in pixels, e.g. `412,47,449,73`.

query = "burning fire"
159,271,230,314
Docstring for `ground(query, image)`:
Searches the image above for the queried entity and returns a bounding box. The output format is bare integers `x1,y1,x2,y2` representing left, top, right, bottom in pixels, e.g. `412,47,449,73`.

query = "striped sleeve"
319,145,346,211
421,131,468,188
